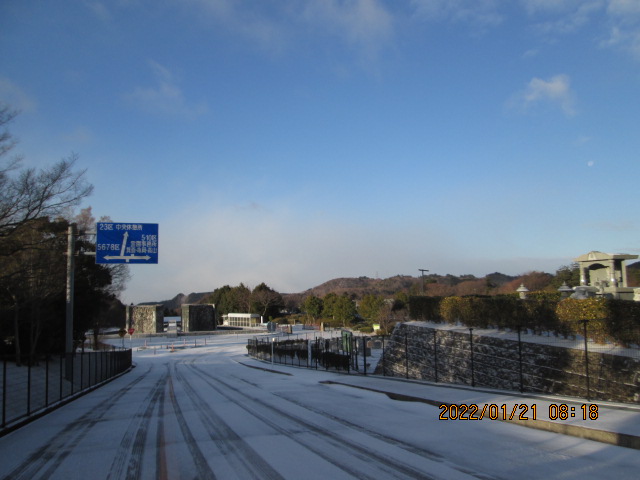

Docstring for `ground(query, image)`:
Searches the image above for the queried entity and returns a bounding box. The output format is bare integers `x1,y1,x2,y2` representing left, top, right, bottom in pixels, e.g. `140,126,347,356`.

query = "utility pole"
66,225,96,358
66,223,76,355
419,268,429,295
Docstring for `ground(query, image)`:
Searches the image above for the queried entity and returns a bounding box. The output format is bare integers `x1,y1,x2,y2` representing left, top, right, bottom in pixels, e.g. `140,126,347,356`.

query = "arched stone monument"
574,251,638,300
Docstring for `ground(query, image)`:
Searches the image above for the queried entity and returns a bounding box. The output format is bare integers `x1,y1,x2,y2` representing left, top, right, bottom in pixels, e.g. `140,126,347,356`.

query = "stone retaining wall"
377,322,640,403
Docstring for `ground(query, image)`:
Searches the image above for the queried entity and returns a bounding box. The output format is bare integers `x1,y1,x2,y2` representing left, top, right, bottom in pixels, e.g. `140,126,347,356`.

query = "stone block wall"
181,304,215,332
377,322,640,403
127,305,164,334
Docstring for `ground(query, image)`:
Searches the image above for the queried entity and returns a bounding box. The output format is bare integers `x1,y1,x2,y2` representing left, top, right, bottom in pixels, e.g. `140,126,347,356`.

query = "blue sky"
2,0,639,303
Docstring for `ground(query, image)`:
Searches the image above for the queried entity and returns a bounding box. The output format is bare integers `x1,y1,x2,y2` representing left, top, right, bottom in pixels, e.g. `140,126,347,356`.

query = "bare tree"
0,153,93,240
0,105,94,360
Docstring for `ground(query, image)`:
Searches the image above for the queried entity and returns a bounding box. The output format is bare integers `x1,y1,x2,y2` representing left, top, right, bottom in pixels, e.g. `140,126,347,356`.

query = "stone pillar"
130,305,164,333
579,267,588,286
181,304,215,332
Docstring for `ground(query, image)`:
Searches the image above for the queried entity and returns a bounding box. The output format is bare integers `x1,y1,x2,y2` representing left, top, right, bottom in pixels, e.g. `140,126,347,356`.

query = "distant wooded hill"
144,261,640,315
143,272,519,314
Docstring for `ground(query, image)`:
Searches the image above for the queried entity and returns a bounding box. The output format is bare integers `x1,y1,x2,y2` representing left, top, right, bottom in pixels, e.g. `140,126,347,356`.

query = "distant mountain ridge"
142,272,518,312
142,262,640,312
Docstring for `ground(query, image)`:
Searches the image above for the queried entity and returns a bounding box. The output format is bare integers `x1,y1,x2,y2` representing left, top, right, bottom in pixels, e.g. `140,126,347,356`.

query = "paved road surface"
0,334,638,480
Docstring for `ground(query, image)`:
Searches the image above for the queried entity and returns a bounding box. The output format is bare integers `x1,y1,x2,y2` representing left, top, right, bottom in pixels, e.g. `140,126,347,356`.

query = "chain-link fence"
1,349,132,431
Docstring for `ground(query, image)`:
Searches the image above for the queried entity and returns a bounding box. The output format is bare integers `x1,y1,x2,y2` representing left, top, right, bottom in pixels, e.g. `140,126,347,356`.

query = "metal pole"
419,269,429,294
363,337,367,376
45,356,49,407
517,325,524,393
382,335,386,376
65,224,76,356
27,357,32,415
405,331,409,379
469,328,475,387
433,329,438,383
583,320,590,401
2,358,7,427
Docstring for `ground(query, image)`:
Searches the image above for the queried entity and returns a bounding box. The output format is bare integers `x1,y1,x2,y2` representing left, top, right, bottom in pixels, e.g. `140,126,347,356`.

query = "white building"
222,313,263,327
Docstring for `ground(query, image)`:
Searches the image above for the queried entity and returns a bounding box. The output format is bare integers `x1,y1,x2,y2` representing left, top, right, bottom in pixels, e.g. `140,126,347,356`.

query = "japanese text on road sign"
96,222,158,264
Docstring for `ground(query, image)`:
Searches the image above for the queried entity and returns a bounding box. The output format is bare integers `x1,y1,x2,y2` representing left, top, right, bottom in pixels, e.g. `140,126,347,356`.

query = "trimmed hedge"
408,296,444,321
408,294,640,346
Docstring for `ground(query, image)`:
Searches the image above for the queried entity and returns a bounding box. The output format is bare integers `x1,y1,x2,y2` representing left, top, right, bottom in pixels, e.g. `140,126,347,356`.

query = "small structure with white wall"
222,313,262,327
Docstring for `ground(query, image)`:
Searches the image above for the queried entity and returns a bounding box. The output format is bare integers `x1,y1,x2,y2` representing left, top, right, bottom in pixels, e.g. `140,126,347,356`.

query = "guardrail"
1,349,132,432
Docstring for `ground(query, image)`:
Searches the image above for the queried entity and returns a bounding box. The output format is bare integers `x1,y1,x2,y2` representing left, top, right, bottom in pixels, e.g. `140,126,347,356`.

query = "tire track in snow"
166,367,217,480
155,370,168,480
189,364,438,480
1,365,152,480
172,361,284,480
265,382,502,480
105,374,167,480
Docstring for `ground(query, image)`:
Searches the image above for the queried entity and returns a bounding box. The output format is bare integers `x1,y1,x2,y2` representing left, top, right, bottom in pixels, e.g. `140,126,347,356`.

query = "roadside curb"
321,380,640,451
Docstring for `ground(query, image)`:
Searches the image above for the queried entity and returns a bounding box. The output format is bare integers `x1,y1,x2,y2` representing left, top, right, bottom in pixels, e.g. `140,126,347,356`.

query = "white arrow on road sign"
96,222,158,264
120,231,128,257
104,255,151,262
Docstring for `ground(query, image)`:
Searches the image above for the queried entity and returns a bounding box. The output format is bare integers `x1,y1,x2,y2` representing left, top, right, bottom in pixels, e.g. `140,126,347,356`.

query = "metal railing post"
2,358,6,427
517,325,524,393
433,329,438,383
45,356,50,407
469,328,475,387
382,336,386,376
27,356,32,416
59,354,63,401
363,337,368,376
405,331,409,379
583,320,590,401
80,351,84,390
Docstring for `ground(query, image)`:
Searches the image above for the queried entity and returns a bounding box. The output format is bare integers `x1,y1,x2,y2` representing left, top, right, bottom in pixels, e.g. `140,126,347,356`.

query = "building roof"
574,251,638,263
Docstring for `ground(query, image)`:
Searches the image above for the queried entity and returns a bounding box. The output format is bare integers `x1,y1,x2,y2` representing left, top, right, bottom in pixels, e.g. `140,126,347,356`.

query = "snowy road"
0,334,638,480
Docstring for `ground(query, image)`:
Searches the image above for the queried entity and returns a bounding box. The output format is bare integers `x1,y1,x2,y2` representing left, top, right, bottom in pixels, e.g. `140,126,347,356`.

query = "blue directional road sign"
96,222,158,264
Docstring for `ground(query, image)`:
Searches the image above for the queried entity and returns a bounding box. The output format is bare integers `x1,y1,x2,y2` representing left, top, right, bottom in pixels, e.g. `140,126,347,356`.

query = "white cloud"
303,0,394,62
125,61,207,119
520,0,640,60
607,0,640,16
185,0,286,53
410,0,504,28
528,1,603,35
120,200,459,303
83,0,112,22
601,24,640,60
509,74,576,116
520,0,586,15
0,77,37,113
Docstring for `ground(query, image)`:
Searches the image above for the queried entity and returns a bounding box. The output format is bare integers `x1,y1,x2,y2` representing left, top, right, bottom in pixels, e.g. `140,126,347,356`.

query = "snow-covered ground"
0,332,638,480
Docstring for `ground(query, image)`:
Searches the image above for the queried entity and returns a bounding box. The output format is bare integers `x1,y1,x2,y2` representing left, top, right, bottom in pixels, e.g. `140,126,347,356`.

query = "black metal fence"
246,332,377,374
1,349,132,430
381,322,640,403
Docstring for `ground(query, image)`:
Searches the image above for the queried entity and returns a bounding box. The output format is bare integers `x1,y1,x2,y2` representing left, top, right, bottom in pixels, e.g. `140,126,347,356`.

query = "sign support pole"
65,223,76,356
